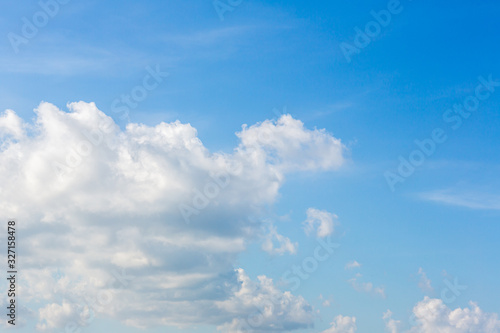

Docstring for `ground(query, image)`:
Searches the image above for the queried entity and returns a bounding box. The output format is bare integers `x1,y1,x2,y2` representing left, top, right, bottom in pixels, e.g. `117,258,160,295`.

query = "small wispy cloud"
419,189,500,210
261,224,298,255
318,294,333,307
161,25,257,47
417,267,434,294
345,261,361,270
0,40,162,76
348,273,385,298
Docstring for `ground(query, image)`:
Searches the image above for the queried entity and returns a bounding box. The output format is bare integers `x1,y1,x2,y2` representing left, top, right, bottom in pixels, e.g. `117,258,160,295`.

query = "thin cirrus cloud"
419,189,500,211
382,270,500,332
0,101,347,332
0,25,263,77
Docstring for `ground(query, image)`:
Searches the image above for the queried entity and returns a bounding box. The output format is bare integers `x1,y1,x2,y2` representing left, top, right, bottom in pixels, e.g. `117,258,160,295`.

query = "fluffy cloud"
321,315,357,333
409,297,500,333
236,114,346,172
216,269,314,332
385,297,500,333
304,208,337,238
36,301,92,332
0,102,347,331
0,109,25,140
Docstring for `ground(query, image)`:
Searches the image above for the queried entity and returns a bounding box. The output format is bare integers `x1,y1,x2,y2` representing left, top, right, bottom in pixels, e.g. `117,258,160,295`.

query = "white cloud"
409,297,500,333
304,208,337,238
37,301,91,332
0,109,25,140
383,310,401,333
417,268,434,295
319,294,333,307
345,261,361,270
0,103,347,331
261,224,298,255
216,269,314,332
321,315,357,333
386,297,500,333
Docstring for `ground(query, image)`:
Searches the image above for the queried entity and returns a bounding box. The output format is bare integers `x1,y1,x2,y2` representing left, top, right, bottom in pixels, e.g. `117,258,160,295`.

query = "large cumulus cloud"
0,102,347,331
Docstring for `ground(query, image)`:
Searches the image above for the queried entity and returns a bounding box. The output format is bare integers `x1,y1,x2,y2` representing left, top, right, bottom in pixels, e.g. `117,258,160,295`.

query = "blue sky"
0,1,499,332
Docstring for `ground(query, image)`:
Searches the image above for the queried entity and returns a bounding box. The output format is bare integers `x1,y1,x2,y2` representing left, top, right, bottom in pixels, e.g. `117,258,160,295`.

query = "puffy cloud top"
321,315,357,333
237,114,346,172
409,297,500,333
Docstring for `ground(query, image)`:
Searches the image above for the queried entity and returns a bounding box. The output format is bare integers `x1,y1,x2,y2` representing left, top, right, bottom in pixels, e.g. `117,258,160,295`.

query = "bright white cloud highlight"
37,301,91,332
236,114,346,172
304,208,337,238
409,297,500,333
420,189,500,211
261,224,298,255
216,269,314,332
385,297,500,333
